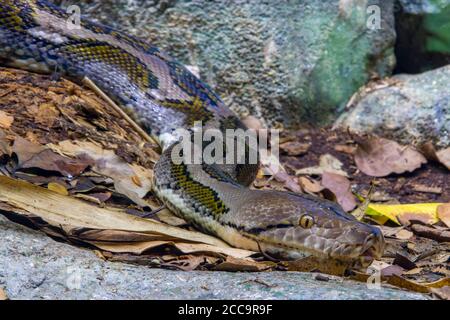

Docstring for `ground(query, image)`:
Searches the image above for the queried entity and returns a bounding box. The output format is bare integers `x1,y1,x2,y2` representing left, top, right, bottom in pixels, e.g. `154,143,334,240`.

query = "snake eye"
299,214,314,229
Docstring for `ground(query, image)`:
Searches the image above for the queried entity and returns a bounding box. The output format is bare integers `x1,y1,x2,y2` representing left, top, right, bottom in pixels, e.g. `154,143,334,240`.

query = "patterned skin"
0,0,384,266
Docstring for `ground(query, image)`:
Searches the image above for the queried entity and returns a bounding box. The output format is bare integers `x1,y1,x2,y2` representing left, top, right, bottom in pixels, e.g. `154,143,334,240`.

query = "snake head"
233,191,385,268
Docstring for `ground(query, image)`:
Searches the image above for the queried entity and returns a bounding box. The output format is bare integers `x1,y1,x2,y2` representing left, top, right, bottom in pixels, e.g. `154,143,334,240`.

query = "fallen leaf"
0,110,13,129
214,256,273,272
431,286,450,300
19,149,93,177
436,148,450,170
296,154,348,177
366,203,441,225
0,288,7,300
273,171,301,193
395,229,414,240
354,137,426,177
0,175,236,249
48,182,69,196
334,144,356,155
48,140,153,207
437,204,450,228
321,172,357,211
298,176,324,194
380,265,405,277
420,142,450,170
279,141,310,156
393,252,416,270
12,136,45,165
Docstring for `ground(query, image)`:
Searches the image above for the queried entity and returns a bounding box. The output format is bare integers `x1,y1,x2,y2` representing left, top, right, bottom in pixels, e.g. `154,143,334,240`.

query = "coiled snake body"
0,0,384,267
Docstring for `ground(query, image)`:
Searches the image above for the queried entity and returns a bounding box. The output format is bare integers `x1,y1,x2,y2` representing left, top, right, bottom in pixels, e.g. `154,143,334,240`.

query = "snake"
0,0,384,268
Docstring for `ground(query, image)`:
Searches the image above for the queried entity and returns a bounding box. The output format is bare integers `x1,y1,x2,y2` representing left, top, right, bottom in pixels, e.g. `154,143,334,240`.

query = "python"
0,0,384,267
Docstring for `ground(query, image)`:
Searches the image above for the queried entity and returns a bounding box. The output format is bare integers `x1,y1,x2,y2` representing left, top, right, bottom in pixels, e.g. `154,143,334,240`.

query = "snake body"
0,0,384,266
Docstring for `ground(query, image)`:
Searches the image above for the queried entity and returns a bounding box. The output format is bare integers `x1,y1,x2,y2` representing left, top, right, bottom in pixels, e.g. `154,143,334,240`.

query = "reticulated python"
0,0,384,268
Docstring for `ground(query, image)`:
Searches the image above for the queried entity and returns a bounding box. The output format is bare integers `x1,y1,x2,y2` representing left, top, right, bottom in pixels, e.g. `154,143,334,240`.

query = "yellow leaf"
365,203,442,225
48,182,69,196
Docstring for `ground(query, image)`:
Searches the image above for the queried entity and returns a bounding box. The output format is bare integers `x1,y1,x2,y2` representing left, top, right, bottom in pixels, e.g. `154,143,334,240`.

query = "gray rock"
0,214,429,300
335,65,450,147
51,0,396,126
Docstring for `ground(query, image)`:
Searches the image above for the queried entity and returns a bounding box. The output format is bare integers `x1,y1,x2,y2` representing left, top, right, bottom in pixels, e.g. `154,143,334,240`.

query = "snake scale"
0,0,384,267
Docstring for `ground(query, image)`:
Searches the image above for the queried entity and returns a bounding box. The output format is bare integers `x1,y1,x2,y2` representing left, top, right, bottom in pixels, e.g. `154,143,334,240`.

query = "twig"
82,77,157,145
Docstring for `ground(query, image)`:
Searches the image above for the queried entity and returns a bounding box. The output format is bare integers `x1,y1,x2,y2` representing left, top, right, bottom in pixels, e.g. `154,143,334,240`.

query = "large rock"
335,65,450,147
51,0,396,127
0,214,428,300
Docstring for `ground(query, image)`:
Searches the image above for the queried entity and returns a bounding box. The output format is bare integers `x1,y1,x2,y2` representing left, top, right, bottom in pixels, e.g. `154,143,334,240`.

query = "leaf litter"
0,67,448,297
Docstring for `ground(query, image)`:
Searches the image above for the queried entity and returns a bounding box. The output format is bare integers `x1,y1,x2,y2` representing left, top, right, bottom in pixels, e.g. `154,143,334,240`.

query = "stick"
82,77,157,145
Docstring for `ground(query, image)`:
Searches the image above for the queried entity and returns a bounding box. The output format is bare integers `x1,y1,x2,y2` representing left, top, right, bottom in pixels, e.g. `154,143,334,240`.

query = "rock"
0,214,429,299
394,0,450,73
335,65,450,147
50,0,396,126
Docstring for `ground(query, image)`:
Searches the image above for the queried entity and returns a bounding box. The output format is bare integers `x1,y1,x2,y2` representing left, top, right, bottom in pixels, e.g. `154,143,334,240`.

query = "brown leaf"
214,256,273,272
279,141,310,156
394,229,413,240
420,142,450,170
321,172,357,211
296,153,348,177
298,176,324,194
354,137,426,177
48,140,153,207
0,110,13,129
12,137,45,165
431,286,450,300
397,212,437,226
334,144,356,155
273,171,301,193
437,204,450,228
20,149,92,177
436,148,450,170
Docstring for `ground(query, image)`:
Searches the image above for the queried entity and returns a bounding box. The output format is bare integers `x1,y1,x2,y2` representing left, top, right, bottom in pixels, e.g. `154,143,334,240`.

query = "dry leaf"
394,229,413,240
420,142,450,170
431,286,450,300
298,176,324,194
215,256,273,272
48,140,153,207
279,141,310,156
48,182,69,196
19,149,93,177
354,137,426,177
334,144,356,155
0,110,13,129
366,203,441,225
12,136,45,165
436,148,450,170
437,204,450,228
295,154,348,177
0,175,233,248
321,172,357,211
